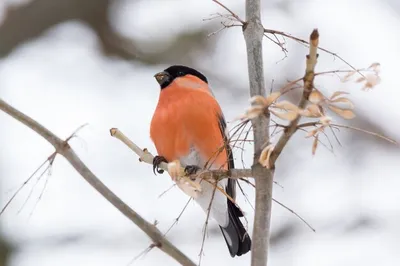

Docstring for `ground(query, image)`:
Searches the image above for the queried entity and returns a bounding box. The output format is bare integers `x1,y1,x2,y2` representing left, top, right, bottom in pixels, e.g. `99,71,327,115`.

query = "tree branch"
211,1,361,78
297,122,398,145
0,98,196,266
109,128,252,181
270,29,319,166
263,28,364,78
242,1,274,265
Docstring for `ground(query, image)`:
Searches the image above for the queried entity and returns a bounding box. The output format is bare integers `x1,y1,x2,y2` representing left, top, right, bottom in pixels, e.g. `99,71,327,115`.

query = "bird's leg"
153,155,168,175
184,165,201,180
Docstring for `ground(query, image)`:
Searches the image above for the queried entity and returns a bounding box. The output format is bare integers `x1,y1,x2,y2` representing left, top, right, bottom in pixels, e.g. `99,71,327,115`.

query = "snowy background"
0,0,399,266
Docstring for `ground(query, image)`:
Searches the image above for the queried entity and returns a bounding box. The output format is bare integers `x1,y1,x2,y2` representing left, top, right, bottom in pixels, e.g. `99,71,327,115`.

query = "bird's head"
154,65,208,89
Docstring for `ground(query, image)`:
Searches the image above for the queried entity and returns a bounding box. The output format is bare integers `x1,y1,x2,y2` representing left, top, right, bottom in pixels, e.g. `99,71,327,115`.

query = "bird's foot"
184,165,201,180
153,155,168,175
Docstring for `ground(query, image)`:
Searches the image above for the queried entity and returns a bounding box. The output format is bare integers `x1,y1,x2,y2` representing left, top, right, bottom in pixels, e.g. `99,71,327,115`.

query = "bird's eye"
177,71,184,76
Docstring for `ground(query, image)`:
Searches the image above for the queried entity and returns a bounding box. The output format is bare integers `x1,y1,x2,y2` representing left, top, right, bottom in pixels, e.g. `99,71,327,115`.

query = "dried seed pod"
362,74,381,90
274,100,300,112
250,95,267,106
259,144,274,169
330,91,349,100
330,97,355,109
270,109,298,121
306,128,320,138
342,71,357,82
328,105,356,119
319,116,332,126
309,90,324,104
312,134,319,155
299,104,323,118
264,91,281,106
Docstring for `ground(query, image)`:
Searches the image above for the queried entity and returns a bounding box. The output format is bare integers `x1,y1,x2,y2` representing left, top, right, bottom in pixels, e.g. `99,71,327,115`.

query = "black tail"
220,199,251,257
217,114,251,256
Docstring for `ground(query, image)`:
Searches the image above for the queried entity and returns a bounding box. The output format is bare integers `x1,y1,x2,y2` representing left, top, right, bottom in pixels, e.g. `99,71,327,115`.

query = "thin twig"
279,78,303,95
0,152,57,216
201,178,237,207
314,68,369,77
297,128,334,154
163,198,192,236
211,1,362,77
17,156,54,215
28,166,52,219
238,181,254,211
65,123,89,142
272,199,315,232
239,179,314,231
328,125,342,147
127,244,156,266
264,28,365,78
331,123,398,144
158,184,177,199
212,0,245,24
198,183,217,265
297,122,398,145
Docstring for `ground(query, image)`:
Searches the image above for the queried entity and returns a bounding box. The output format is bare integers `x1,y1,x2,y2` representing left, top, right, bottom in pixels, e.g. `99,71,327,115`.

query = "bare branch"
129,244,155,265
163,198,192,237
242,0,274,265
212,0,245,24
263,28,364,78
298,122,398,145
239,180,315,232
158,184,177,199
17,153,55,216
330,124,397,144
211,2,362,76
270,29,320,166
272,199,315,232
109,128,253,180
279,67,376,97
0,98,196,266
0,152,56,216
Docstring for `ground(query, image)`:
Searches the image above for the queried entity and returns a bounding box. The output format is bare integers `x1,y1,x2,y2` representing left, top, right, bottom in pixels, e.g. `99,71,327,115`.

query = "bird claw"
153,156,168,175
184,165,201,180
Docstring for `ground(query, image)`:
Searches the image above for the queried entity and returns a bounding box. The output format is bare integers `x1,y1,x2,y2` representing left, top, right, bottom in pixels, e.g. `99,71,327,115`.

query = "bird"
149,65,251,257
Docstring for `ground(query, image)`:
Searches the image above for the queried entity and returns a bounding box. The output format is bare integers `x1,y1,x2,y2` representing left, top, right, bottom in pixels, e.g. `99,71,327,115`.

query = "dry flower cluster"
237,62,382,167
342,62,381,90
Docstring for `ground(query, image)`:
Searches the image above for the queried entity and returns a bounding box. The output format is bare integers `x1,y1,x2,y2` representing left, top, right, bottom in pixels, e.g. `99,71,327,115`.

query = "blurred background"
0,0,399,265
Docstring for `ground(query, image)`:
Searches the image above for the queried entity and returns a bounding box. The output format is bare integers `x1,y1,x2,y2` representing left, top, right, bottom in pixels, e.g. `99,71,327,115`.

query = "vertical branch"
270,29,319,165
242,1,274,266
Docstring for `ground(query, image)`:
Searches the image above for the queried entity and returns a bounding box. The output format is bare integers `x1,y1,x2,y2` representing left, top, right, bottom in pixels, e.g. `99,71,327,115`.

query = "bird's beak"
154,71,170,85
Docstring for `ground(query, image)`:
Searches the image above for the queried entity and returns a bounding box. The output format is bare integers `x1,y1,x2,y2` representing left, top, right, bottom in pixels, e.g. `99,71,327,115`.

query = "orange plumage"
150,74,228,170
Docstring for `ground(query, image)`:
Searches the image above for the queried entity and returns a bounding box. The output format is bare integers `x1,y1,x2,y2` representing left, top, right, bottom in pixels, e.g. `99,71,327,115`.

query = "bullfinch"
150,65,251,257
